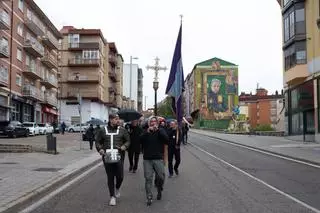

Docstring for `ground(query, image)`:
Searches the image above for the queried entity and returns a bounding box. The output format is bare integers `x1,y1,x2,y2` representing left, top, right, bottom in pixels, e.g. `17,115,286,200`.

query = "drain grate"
33,168,62,172
0,162,18,165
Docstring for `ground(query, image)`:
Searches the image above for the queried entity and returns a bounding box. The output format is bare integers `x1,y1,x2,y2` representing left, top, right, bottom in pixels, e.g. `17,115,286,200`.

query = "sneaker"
157,188,162,200
174,168,179,175
109,197,116,206
168,174,173,178
115,189,121,198
147,197,153,206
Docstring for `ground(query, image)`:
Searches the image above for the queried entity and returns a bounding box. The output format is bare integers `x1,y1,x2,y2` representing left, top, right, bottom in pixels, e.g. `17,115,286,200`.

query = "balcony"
67,75,99,83
65,89,101,99
0,67,8,87
68,58,100,67
23,65,42,80
108,70,116,81
42,31,59,50
41,76,57,88
109,54,117,66
0,10,10,30
0,42,9,58
24,13,45,36
24,35,44,58
68,42,100,50
44,94,58,107
284,64,308,85
41,53,58,69
22,85,44,101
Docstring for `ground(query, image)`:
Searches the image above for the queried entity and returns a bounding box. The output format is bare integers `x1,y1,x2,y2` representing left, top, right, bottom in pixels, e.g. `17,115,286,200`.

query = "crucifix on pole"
146,57,167,116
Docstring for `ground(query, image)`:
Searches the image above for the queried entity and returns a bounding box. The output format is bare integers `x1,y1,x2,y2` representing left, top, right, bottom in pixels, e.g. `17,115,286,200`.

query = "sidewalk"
190,129,320,165
0,134,100,213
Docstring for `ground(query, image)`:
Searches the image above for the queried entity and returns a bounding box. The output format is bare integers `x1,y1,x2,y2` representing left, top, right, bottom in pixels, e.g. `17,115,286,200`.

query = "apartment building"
137,68,143,112
58,26,120,124
0,0,61,123
277,0,320,141
116,54,124,108
122,63,139,110
239,88,284,131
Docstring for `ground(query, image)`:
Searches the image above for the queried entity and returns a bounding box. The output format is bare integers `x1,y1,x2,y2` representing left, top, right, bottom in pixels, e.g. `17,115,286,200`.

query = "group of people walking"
91,113,189,206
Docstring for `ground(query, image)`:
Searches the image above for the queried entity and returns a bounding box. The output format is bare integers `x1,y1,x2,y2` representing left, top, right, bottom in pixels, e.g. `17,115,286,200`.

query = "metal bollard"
46,134,57,154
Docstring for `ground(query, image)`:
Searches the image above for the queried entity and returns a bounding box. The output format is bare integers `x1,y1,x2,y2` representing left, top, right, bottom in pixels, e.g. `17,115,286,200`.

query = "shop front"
42,106,58,124
0,94,9,120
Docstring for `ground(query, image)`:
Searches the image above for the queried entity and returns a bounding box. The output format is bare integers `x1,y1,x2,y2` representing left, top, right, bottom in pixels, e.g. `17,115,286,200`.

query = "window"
16,74,22,86
23,105,32,122
18,0,24,11
17,23,23,36
284,11,295,42
0,65,8,83
82,50,99,59
284,17,289,41
1,37,9,54
289,12,295,38
68,34,79,47
291,112,303,134
17,48,22,61
284,41,306,70
11,102,21,121
283,0,290,7
2,10,10,26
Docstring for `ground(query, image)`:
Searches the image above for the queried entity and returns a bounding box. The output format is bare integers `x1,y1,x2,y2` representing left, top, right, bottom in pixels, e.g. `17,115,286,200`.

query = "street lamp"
153,81,159,116
130,56,138,109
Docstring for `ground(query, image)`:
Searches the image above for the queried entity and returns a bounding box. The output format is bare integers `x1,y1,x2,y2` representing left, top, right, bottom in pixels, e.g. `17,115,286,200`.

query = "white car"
68,123,87,132
38,123,54,135
23,122,40,136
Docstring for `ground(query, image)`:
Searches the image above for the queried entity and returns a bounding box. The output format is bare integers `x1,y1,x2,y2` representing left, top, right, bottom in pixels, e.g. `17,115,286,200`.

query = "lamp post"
130,56,138,109
153,81,159,116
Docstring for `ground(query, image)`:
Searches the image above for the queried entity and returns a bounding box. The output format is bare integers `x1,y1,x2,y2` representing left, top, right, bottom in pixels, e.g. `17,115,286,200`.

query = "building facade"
122,63,138,109
0,0,60,123
137,68,143,112
239,88,285,131
184,57,239,129
278,0,320,141
58,26,120,125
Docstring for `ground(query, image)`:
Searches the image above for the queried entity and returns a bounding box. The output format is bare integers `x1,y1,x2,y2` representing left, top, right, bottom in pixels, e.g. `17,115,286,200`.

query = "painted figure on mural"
226,70,237,94
207,78,228,113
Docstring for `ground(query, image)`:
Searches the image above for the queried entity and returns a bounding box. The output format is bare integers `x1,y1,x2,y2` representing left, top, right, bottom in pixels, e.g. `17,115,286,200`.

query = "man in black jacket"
167,120,182,177
140,116,169,206
128,120,143,173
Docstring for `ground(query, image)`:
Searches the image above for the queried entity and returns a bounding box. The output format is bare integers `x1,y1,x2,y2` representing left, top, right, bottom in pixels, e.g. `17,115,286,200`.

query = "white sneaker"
109,197,116,206
115,189,121,198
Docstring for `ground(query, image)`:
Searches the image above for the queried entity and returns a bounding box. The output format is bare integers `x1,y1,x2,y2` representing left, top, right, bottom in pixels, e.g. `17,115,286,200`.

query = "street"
20,132,320,213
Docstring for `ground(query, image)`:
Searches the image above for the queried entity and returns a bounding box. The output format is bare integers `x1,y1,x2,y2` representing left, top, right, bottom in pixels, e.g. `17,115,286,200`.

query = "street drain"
0,162,18,165
33,168,62,172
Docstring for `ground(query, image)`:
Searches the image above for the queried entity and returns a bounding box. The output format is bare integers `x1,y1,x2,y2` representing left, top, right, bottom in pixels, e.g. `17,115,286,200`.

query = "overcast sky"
35,0,283,109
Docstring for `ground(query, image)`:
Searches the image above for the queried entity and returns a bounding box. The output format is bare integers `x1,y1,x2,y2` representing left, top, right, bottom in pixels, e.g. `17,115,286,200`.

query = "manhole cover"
0,162,18,165
33,168,62,172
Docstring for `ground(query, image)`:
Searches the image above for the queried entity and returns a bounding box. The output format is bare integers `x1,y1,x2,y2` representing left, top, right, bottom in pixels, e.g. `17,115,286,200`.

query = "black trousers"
103,156,124,197
182,131,188,144
168,147,181,175
128,149,140,171
89,140,94,150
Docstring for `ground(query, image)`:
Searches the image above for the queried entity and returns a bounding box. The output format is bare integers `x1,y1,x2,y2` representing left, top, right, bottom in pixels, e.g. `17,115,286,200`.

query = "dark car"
0,121,29,138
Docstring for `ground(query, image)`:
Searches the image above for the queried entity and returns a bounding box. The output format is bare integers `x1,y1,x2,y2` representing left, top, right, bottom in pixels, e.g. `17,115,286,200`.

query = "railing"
44,30,59,48
45,94,58,106
69,42,100,49
42,53,58,67
0,67,8,84
22,85,43,100
0,42,9,56
25,10,45,35
25,64,41,77
24,34,45,55
67,75,99,82
68,58,100,66
0,10,10,26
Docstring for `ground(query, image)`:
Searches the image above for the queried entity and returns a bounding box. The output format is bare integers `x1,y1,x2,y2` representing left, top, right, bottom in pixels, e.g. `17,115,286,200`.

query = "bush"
254,124,274,131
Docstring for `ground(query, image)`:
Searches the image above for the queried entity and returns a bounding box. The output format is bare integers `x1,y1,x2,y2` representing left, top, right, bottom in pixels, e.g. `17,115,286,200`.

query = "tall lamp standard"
153,81,159,116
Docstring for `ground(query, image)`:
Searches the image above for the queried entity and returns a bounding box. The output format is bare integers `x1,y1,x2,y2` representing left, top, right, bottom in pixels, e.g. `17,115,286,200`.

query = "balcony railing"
42,31,59,50
41,53,58,69
0,10,10,30
69,42,100,50
41,76,57,88
109,54,117,65
0,67,8,87
22,85,44,101
24,34,44,57
65,89,101,99
108,70,116,81
45,94,58,107
67,75,99,83
0,42,9,58
24,11,45,36
68,58,100,67
23,65,42,79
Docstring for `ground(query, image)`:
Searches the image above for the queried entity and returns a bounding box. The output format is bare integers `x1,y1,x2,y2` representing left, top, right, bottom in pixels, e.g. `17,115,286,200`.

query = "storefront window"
23,105,32,122
11,102,21,121
291,112,303,134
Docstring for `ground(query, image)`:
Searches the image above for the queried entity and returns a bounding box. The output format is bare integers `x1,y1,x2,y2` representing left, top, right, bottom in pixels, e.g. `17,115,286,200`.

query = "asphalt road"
26,132,319,213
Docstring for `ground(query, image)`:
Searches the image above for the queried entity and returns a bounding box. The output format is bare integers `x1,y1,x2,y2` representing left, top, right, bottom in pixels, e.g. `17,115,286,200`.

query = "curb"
1,156,101,213
191,130,320,167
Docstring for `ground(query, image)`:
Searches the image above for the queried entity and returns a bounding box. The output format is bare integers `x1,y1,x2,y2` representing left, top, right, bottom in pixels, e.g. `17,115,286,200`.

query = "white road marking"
190,142,320,213
191,132,320,169
19,162,103,213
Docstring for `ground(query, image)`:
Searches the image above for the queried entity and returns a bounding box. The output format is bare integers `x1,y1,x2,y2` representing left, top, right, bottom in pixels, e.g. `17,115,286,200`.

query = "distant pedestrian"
140,116,169,206
167,120,182,177
95,114,130,206
182,122,189,145
61,122,66,135
128,120,143,173
85,124,95,150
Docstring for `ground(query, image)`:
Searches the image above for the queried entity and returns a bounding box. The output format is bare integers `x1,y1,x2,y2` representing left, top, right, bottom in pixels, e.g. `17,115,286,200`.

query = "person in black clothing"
86,124,95,150
128,120,143,173
182,122,189,145
140,116,169,206
167,120,182,177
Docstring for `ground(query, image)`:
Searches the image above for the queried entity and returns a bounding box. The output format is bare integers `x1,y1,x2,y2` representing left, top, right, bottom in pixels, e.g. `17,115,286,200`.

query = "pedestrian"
85,124,95,150
182,121,189,145
140,116,169,206
128,120,143,173
95,113,130,206
61,122,66,135
167,120,182,177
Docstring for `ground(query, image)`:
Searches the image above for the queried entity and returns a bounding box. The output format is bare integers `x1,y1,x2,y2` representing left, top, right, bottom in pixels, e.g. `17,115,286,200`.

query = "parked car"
23,122,40,136
38,123,54,135
68,123,87,133
0,121,29,138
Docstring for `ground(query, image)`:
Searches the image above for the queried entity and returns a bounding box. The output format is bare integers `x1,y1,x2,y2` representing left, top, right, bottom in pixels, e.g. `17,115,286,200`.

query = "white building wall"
123,64,138,109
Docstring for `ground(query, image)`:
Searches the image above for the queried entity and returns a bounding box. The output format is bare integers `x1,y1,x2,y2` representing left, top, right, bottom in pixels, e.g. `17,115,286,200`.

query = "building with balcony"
239,88,284,132
0,0,61,123
277,0,320,141
116,54,124,108
122,63,139,110
58,26,121,125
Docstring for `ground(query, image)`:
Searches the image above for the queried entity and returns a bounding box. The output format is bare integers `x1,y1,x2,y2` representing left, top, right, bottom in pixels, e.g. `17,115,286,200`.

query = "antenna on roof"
256,82,259,90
